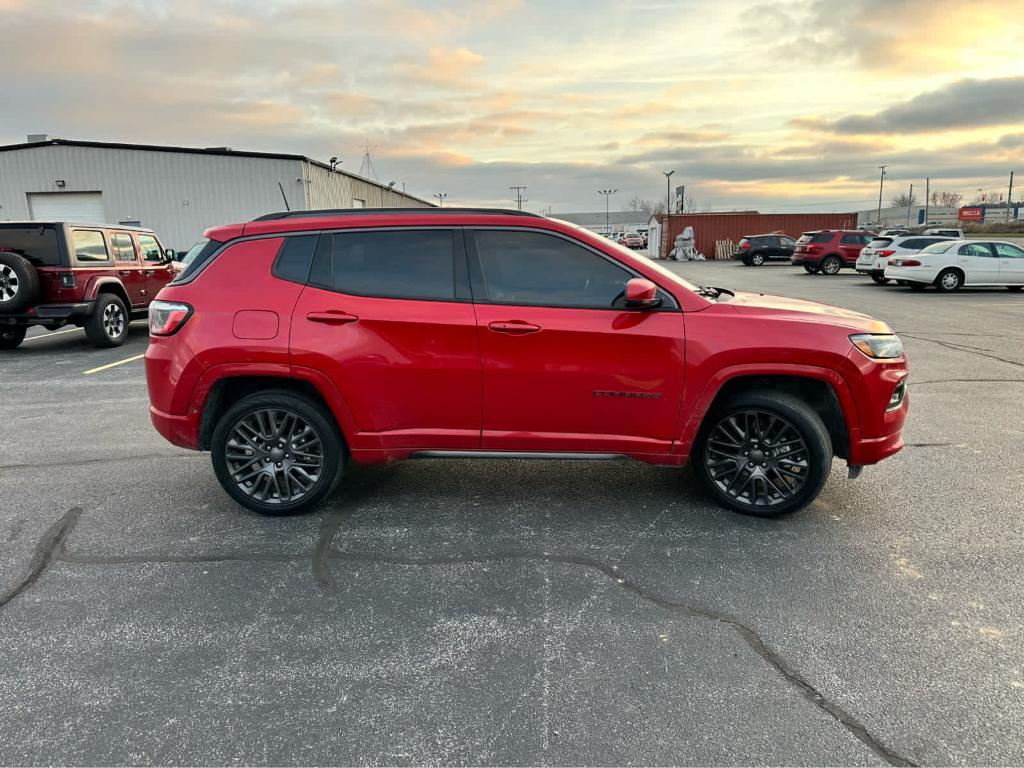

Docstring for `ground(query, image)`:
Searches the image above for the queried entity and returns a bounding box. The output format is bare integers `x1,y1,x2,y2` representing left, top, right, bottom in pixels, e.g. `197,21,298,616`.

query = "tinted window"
840,234,862,245
72,230,109,262
112,233,137,261
474,230,632,308
0,224,61,267
320,230,456,300
810,233,834,244
869,238,893,248
273,234,318,284
172,239,222,282
959,243,994,257
761,236,780,247
993,242,1024,258
137,234,163,262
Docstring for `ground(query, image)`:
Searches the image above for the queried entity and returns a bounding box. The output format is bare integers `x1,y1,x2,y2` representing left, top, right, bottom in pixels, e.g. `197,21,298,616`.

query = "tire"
820,255,843,275
751,253,765,266
0,252,40,314
693,390,832,517
0,325,27,349
803,265,819,274
84,293,129,347
211,390,345,515
908,282,927,292
870,274,889,285
935,268,963,293
1008,286,1022,292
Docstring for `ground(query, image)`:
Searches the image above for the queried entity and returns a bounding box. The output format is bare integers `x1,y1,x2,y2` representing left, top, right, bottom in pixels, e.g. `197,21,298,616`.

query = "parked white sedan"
885,239,1024,292
856,235,953,284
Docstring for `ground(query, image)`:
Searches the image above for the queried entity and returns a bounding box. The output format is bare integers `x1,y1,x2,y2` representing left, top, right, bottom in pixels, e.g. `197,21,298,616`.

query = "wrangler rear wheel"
0,325,27,349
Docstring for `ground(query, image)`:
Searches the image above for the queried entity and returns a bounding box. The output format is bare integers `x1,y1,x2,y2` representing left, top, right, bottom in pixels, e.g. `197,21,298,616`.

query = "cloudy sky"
1,0,1021,213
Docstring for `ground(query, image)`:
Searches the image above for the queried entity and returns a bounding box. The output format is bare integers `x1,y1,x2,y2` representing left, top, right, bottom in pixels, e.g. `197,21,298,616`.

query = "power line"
509,186,527,211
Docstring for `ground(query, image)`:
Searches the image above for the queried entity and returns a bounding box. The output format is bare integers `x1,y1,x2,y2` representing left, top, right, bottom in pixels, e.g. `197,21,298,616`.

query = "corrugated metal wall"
657,212,858,260
0,145,433,251
0,144,304,250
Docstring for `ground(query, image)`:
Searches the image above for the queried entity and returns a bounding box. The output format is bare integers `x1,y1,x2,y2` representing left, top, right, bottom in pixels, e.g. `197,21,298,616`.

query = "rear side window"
0,224,61,267
112,233,137,261
72,230,109,262
272,234,318,285
840,234,863,245
810,233,833,244
312,229,458,301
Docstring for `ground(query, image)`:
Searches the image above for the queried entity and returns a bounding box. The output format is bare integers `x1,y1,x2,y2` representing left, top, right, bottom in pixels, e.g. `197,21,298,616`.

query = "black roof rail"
252,207,543,222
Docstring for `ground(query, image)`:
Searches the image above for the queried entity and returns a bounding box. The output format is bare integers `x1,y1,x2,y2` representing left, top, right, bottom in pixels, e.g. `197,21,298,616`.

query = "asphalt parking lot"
2,261,1023,766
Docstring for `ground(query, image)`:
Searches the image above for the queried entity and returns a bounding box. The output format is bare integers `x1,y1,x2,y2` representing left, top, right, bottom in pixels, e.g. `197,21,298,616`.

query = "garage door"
27,192,107,223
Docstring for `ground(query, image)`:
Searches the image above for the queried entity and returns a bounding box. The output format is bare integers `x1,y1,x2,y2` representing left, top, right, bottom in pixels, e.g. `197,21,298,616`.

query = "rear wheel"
211,390,345,515
0,252,40,314
870,274,889,285
751,253,765,266
0,325,27,350
693,391,832,517
84,293,129,347
803,265,819,274
935,268,963,293
820,255,843,275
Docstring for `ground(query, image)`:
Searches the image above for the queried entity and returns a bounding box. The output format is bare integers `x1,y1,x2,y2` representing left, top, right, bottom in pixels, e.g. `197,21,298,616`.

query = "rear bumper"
0,302,94,325
149,405,201,450
790,255,818,266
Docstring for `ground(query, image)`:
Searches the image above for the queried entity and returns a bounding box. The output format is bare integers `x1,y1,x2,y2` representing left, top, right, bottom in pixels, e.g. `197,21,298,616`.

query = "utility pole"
663,170,675,214
1008,171,1015,223
924,177,930,226
509,186,527,211
876,165,887,224
598,189,617,234
433,193,447,207
906,183,913,227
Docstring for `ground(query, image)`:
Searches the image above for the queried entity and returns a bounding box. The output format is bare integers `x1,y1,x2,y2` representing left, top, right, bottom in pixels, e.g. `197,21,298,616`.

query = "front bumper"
0,302,94,326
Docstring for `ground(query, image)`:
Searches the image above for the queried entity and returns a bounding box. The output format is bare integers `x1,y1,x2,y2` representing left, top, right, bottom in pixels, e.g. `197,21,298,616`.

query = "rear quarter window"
0,224,62,266
272,234,318,284
810,233,834,244
172,238,223,282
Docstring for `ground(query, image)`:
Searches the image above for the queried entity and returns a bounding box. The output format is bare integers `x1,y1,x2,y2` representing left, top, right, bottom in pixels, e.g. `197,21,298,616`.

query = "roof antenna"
277,181,290,211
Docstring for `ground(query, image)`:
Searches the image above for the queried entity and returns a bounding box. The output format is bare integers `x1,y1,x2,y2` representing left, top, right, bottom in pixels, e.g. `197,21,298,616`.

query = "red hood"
724,291,892,333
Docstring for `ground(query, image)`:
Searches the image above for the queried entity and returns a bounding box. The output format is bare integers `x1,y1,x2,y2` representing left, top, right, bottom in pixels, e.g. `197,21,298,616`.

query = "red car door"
468,228,685,455
110,232,147,307
136,233,175,299
289,228,481,452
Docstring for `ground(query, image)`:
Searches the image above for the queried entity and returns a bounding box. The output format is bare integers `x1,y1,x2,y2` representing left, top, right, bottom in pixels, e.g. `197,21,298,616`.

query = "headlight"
850,333,903,359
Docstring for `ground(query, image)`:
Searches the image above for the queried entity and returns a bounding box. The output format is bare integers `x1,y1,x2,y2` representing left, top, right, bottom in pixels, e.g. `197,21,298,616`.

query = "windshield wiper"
695,285,735,301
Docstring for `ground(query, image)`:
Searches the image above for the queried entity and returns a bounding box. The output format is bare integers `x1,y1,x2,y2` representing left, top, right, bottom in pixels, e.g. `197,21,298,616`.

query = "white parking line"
83,353,145,375
22,327,83,342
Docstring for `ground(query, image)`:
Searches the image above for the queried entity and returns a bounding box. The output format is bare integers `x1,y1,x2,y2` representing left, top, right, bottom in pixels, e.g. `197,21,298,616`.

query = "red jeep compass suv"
145,209,908,517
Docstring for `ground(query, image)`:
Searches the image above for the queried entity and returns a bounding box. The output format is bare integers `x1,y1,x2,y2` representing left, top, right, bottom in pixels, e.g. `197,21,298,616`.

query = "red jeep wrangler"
0,222,176,348
146,209,909,518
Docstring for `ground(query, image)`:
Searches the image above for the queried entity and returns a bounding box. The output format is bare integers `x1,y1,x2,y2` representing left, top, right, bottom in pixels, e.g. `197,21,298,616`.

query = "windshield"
796,232,815,244
921,242,956,254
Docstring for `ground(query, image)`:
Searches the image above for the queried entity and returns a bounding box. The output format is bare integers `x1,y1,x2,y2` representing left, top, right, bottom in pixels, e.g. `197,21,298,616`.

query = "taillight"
59,271,77,288
876,250,894,257
740,242,751,249
900,259,921,267
808,245,821,252
149,300,193,336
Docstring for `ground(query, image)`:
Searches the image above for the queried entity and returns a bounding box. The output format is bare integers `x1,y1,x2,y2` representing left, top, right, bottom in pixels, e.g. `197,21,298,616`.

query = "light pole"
876,165,887,224
663,170,675,214
433,193,447,207
598,189,617,234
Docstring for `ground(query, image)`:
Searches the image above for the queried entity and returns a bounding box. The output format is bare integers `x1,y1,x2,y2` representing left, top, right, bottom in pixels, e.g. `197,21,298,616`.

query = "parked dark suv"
791,230,875,275
0,221,175,348
734,234,797,266
146,208,909,519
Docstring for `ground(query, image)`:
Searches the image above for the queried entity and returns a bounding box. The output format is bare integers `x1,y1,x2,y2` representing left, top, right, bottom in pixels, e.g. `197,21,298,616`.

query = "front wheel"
84,293,129,347
693,391,832,517
870,274,889,285
0,325,27,349
820,255,843,275
211,390,345,515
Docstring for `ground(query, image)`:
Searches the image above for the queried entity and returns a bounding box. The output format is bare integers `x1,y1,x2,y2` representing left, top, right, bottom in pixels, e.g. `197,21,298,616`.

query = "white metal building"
0,136,433,250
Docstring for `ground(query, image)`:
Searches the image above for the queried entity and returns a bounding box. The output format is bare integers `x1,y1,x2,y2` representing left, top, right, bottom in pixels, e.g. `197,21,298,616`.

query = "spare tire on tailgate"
0,251,40,314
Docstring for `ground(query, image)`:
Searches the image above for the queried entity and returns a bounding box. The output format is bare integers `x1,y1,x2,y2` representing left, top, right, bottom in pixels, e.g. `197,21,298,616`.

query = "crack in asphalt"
0,507,81,610
900,333,1024,369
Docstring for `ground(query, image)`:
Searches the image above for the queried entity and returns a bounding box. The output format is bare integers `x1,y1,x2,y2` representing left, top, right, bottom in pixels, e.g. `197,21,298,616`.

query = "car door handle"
488,320,541,335
306,311,358,325
118,270,132,276
142,269,154,276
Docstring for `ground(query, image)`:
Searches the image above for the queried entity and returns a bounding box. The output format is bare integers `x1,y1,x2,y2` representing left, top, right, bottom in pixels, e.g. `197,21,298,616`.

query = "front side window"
959,243,994,258
112,233,138,262
993,242,1024,258
473,230,633,309
72,230,109,262
315,229,457,301
137,234,164,262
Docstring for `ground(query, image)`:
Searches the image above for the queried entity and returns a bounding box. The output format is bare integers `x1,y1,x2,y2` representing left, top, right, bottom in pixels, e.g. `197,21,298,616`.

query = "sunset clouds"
1,0,1021,211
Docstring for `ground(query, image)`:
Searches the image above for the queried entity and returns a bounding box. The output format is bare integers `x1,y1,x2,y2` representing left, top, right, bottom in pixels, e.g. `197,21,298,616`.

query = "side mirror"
164,248,176,263
624,277,661,310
